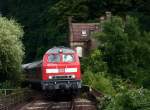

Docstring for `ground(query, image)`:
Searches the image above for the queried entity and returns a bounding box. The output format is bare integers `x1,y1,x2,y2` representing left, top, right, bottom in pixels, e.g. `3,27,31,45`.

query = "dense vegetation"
95,16,150,88
0,17,24,88
82,16,150,109
1,0,150,62
0,0,150,109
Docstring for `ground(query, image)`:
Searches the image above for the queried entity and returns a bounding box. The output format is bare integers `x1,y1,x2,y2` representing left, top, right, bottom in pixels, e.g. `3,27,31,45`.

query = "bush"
0,80,14,89
0,17,24,83
83,70,115,95
94,16,150,88
81,49,107,73
104,88,150,110
81,17,150,109
81,49,115,95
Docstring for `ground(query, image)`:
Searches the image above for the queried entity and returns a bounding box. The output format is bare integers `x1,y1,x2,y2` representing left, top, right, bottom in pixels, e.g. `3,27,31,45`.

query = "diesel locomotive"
22,47,82,90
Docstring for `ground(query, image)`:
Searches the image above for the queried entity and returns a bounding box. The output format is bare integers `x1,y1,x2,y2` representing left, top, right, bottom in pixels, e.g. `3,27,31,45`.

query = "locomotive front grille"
52,75,74,79
41,79,82,90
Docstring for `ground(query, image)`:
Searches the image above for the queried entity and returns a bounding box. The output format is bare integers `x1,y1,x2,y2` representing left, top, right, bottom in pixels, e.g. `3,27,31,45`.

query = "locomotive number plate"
59,68,65,72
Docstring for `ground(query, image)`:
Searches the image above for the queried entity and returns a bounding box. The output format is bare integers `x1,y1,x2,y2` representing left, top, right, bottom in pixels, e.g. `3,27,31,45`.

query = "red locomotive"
22,47,82,90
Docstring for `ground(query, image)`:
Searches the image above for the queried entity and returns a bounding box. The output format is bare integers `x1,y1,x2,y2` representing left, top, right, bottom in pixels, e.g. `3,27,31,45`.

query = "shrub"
104,88,150,110
83,70,115,95
94,16,150,88
0,17,24,83
0,80,14,89
81,49,107,73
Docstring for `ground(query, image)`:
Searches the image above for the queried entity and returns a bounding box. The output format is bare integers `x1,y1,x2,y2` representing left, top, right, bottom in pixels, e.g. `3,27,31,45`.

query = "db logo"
59,68,65,72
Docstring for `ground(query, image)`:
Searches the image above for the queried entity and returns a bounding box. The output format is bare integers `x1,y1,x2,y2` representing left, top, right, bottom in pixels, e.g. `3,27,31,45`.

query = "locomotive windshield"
47,47,75,63
48,54,60,62
62,54,74,62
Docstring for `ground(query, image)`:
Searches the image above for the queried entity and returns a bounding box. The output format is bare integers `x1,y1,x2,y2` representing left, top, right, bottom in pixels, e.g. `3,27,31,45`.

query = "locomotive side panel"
22,61,42,88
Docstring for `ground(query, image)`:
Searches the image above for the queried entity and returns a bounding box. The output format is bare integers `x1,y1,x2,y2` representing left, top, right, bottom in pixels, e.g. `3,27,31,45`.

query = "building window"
81,30,87,37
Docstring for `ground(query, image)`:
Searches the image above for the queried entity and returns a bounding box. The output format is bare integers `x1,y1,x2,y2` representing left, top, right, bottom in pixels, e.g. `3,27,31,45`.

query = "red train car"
22,47,82,90
42,47,82,90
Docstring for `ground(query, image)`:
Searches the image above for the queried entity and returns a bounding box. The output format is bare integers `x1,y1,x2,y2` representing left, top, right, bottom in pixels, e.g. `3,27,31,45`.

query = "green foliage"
0,80,20,95
83,16,150,109
0,80,14,89
81,49,107,73
0,17,24,83
83,70,115,95
104,88,150,110
81,49,115,95
97,77,150,110
1,0,149,61
95,16,150,88
2,0,67,62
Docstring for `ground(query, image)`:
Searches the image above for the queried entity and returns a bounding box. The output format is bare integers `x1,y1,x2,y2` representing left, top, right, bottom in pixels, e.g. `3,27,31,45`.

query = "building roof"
70,23,100,42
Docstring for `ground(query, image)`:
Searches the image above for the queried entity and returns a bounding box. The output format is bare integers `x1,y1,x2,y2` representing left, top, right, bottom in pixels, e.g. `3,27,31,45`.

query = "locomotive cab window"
48,54,60,62
62,48,75,53
62,54,74,62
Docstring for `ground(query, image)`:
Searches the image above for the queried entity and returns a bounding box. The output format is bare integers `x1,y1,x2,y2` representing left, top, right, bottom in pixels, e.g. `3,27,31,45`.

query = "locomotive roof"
46,47,75,53
22,60,42,70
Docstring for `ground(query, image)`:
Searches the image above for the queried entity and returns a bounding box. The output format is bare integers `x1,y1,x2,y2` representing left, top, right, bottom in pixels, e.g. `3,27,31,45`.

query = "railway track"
15,92,97,110
10,85,102,110
18,98,96,110
19,99,53,110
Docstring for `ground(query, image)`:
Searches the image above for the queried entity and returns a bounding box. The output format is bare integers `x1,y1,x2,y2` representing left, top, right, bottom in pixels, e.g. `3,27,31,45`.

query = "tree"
0,17,24,83
95,16,150,88
1,0,60,62
81,49,107,73
1,0,149,62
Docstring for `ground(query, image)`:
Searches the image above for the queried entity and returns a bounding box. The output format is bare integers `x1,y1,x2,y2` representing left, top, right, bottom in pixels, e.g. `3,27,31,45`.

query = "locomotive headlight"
49,76,52,79
59,49,63,53
72,75,75,79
